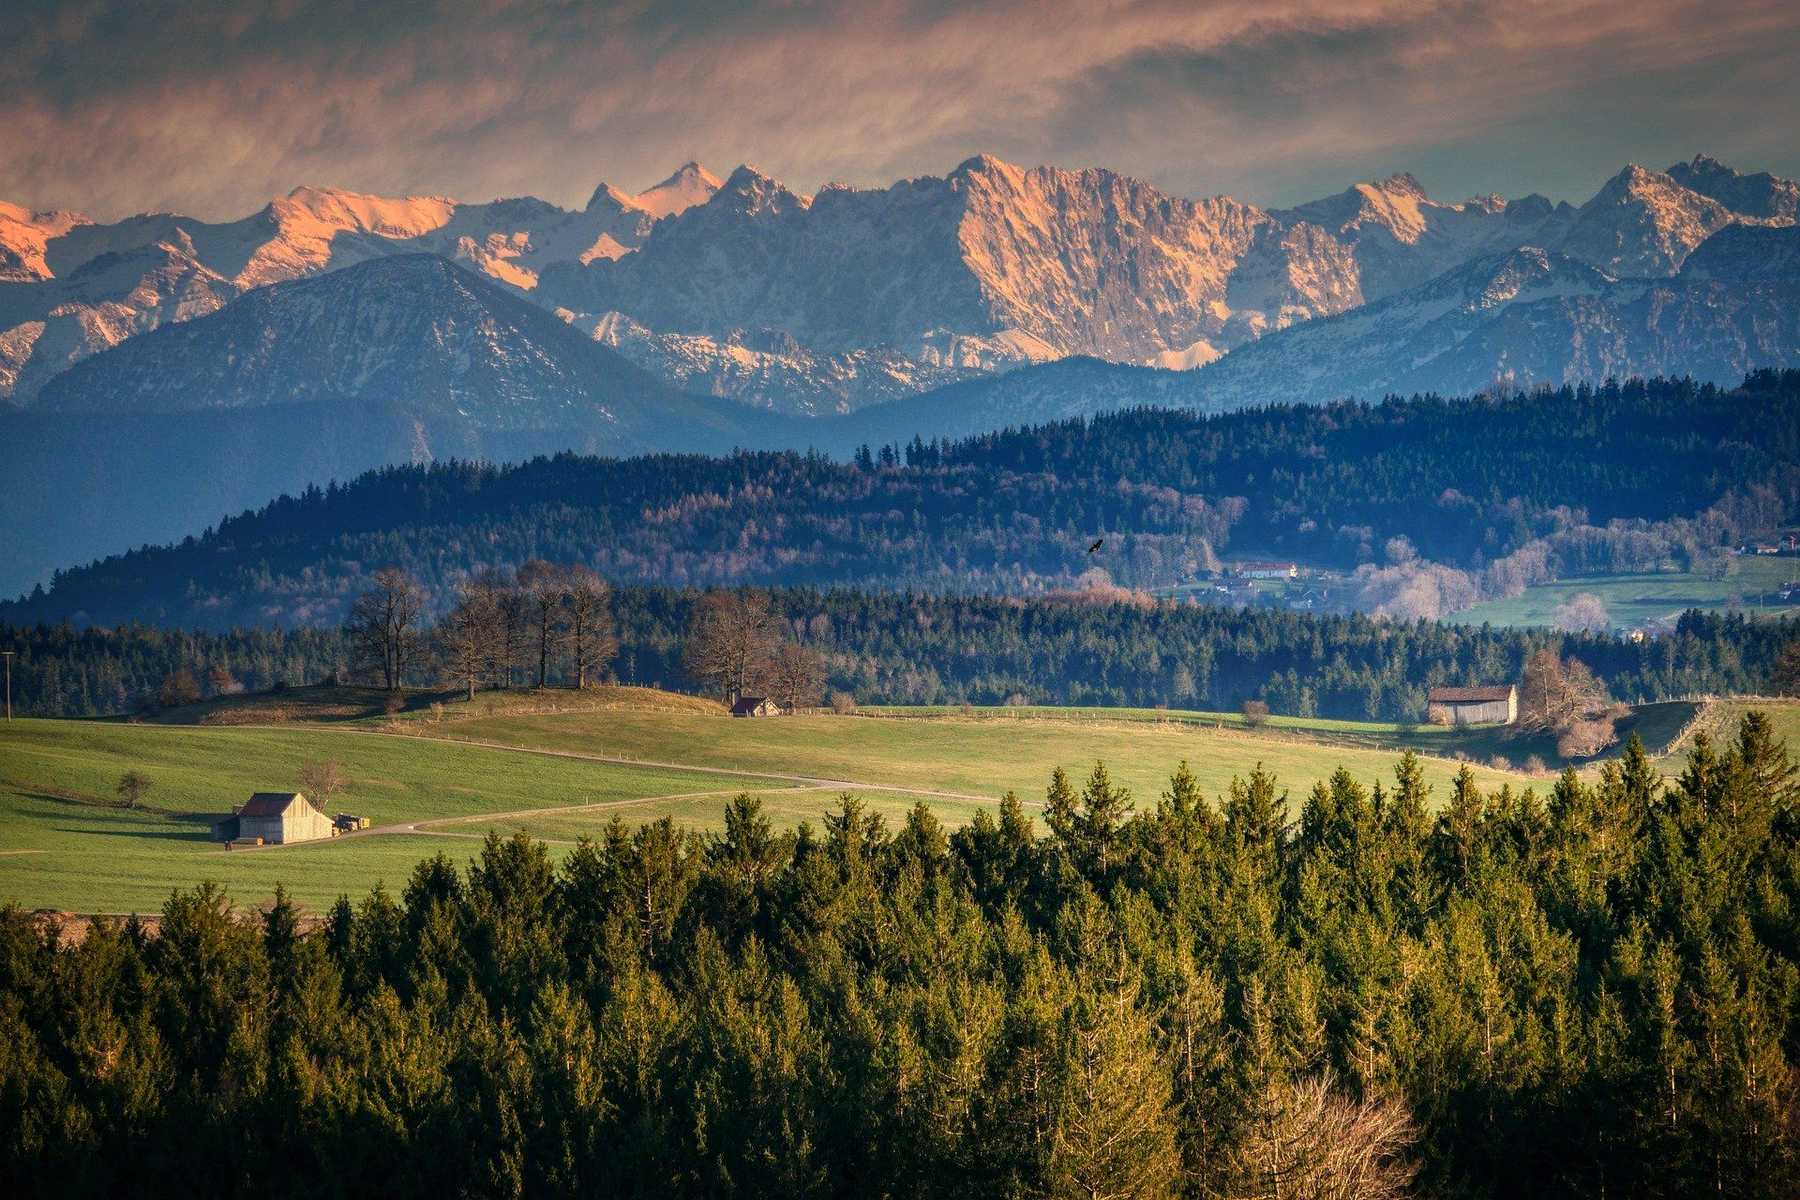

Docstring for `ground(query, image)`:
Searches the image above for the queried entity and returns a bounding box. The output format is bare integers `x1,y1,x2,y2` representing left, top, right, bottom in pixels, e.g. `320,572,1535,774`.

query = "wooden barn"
1427,685,1518,726
235,792,335,844
730,696,782,718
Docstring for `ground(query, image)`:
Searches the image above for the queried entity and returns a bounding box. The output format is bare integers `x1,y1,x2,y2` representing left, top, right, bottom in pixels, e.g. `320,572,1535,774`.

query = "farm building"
1427,685,1518,726
235,792,335,844
730,696,783,718
1235,561,1300,580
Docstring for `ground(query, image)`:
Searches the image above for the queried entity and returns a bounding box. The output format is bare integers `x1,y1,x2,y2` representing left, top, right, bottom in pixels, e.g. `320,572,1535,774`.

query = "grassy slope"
1654,699,1800,770
2,684,1736,916
0,719,783,913
397,705,1535,811
863,700,1700,766
1455,558,1800,628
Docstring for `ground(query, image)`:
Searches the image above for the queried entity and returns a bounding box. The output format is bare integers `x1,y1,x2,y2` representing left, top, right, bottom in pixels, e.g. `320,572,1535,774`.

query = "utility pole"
2,651,11,722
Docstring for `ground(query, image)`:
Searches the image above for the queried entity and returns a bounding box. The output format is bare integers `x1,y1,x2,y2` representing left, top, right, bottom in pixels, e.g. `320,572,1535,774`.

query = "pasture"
1454,557,1800,629
0,684,1748,916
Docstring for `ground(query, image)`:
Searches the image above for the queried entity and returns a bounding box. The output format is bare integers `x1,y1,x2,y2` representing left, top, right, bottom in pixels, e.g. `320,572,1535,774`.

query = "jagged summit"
707,165,807,216
631,161,723,218
584,163,721,218
1666,154,1800,222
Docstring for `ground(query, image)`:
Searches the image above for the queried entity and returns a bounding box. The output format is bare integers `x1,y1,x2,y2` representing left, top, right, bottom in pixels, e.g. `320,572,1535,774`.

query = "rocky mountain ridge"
5,154,1794,412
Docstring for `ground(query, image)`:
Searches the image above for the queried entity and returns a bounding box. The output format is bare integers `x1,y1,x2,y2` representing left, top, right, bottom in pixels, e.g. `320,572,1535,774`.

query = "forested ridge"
8,372,1798,631
4,593,1789,721
5,719,1800,1198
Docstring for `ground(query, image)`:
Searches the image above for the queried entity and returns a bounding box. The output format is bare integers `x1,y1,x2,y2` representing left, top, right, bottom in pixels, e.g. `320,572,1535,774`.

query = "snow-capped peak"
272,185,458,238
0,203,94,281
1665,154,1799,223
632,162,723,218
710,165,807,216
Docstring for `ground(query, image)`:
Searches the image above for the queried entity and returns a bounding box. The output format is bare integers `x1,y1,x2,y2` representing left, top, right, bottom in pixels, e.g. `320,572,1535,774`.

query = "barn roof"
729,696,769,715
239,792,308,817
1428,685,1515,704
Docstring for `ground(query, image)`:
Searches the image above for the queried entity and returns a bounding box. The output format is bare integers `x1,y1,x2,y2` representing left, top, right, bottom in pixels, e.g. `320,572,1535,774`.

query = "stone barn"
1427,685,1518,726
235,792,335,844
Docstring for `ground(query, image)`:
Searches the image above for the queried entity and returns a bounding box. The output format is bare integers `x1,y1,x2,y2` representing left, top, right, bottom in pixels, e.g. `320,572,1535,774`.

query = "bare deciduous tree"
1517,649,1609,734
439,581,501,701
517,559,568,689
116,771,151,810
485,569,531,688
297,758,349,811
684,590,784,703
764,641,826,710
562,566,618,690
1553,590,1611,635
347,567,426,691
1225,1074,1419,1200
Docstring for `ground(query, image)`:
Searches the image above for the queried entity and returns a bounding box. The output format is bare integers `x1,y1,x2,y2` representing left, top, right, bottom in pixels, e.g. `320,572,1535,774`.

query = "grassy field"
1455,558,1800,629
0,719,786,913
1655,698,1800,769
395,702,1537,809
477,786,979,843
0,684,1750,916
862,700,1700,765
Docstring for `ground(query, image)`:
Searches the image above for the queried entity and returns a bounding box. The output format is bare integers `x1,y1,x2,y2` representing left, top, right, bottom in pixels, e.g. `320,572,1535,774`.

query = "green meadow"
0,684,1745,916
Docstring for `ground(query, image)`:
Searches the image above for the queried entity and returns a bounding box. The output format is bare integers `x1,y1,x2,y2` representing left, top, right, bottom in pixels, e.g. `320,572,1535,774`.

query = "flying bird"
1088,538,1105,554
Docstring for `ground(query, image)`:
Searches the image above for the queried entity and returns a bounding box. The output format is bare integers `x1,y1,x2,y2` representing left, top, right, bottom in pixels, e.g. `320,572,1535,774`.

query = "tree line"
3,590,1795,721
7,372,1797,633
343,566,828,709
4,715,1800,1197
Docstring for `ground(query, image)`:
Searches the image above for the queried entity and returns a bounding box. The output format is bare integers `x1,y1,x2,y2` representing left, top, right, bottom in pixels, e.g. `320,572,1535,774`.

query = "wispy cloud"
5,0,1797,219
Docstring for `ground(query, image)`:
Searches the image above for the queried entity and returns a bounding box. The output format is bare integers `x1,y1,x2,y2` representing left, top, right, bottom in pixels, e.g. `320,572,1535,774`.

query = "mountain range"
5,153,1797,413
3,152,1799,594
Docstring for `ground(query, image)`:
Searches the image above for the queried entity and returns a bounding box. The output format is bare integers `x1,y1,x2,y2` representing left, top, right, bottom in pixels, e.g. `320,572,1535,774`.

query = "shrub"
1242,699,1271,728
384,692,406,715
1523,754,1549,775
1557,716,1619,759
156,668,202,709
829,691,856,715
1425,704,1453,727
116,771,152,810
1489,755,1514,772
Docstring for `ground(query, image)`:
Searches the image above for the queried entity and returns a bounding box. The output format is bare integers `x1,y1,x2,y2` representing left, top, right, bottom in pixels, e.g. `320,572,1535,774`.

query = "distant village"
1187,541,1800,642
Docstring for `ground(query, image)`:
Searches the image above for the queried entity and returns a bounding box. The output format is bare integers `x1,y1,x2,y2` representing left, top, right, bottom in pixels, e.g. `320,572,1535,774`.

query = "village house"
1426,684,1518,726
215,792,336,844
1234,561,1300,580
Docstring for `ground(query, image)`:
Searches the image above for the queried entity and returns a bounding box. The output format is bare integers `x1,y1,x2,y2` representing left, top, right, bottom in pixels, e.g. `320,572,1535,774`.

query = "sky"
7,0,1800,221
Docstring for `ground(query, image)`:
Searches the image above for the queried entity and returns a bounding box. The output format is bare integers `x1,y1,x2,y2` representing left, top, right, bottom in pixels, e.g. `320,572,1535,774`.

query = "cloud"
5,0,1798,220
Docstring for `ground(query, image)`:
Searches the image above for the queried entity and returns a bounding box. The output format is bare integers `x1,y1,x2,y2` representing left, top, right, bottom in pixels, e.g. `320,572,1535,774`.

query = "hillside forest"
4,583,1793,724
7,373,1798,632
